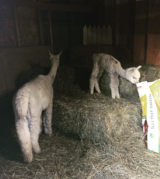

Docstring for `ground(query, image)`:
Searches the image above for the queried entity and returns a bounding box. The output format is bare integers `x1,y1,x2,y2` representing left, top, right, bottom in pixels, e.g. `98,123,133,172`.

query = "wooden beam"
0,2,93,12
38,8,44,46
13,5,21,47
146,0,160,65
133,0,148,64
48,11,53,53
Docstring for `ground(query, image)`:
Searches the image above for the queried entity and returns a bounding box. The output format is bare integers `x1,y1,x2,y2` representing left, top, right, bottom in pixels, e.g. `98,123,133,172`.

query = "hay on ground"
1,64,160,179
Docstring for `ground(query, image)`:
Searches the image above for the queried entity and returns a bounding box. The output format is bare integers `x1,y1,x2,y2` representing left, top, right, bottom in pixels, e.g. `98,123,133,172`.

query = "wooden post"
133,0,148,64
13,5,21,47
48,11,53,53
115,0,120,45
38,8,44,46
71,12,74,46
146,0,160,65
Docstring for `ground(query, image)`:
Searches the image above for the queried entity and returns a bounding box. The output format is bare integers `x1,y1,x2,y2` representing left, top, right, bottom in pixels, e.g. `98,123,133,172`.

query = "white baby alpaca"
12,51,62,163
89,53,141,99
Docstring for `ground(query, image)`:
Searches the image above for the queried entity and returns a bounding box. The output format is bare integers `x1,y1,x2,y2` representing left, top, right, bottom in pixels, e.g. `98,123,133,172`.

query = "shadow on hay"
0,93,22,162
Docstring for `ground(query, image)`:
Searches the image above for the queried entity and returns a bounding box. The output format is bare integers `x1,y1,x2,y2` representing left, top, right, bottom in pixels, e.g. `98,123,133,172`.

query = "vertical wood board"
2,46,51,92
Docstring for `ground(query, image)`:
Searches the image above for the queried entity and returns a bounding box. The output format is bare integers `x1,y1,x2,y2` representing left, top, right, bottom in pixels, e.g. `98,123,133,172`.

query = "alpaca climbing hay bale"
100,64,160,99
52,91,141,144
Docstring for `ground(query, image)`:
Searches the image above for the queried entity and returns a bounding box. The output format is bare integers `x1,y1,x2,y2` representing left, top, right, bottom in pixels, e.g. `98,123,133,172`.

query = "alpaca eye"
133,77,136,79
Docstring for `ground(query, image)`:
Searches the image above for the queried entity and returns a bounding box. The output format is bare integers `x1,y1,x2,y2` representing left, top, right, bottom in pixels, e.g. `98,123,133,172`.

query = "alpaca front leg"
16,118,33,163
43,102,53,136
30,118,41,154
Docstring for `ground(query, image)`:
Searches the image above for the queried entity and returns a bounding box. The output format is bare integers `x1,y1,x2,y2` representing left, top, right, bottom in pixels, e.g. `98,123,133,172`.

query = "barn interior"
0,0,160,178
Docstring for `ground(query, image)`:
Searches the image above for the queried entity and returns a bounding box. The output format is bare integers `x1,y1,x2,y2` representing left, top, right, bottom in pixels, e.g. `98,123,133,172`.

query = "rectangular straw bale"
52,91,141,144
100,64,160,99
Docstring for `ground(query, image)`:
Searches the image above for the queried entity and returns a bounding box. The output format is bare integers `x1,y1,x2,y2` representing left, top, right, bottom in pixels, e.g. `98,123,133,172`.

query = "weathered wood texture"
0,46,51,94
1,2,93,12
133,0,148,64
134,0,160,65
17,7,39,46
110,0,135,59
0,6,16,48
146,0,160,65
0,51,7,96
115,0,129,47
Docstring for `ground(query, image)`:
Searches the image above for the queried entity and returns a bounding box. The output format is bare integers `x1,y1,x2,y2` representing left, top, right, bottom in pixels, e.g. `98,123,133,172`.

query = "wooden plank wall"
134,0,160,65
106,0,135,59
0,46,51,96
146,0,160,65
133,0,148,64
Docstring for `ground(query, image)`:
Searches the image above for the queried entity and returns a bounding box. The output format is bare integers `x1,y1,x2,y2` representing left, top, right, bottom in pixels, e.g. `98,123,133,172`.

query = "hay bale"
100,64,160,99
52,91,141,144
53,66,78,96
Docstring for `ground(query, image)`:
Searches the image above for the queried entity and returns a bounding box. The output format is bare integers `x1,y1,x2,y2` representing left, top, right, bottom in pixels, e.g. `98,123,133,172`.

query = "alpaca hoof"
34,147,41,154
24,154,33,163
45,128,52,136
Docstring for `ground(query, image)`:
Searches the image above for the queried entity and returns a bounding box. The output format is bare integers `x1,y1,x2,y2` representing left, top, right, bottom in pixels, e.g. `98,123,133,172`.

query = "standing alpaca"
89,53,141,99
12,51,62,163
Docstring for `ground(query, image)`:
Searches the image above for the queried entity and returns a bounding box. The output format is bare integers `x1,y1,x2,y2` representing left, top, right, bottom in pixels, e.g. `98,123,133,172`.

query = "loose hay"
1,64,160,178
1,127,160,179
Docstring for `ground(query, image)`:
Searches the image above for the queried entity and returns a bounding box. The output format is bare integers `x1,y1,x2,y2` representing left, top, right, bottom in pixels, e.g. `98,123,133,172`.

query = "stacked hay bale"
53,66,78,96
52,92,141,144
52,66,142,145
100,64,160,99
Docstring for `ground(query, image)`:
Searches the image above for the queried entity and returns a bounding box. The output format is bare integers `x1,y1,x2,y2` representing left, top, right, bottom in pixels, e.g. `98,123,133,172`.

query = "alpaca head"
125,66,141,84
49,51,62,67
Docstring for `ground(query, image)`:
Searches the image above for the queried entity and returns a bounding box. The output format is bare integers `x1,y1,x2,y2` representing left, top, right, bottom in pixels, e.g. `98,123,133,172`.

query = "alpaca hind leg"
95,68,104,93
89,79,95,94
114,73,120,99
94,80,101,93
30,118,41,154
90,62,100,94
43,102,53,136
15,118,33,163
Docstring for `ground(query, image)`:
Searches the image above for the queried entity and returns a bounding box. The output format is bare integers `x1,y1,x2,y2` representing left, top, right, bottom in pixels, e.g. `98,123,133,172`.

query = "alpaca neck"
116,67,126,79
47,64,58,84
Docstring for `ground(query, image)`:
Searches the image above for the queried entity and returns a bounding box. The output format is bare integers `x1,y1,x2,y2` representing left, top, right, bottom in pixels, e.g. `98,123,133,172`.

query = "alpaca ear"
48,51,53,59
128,67,135,73
58,51,62,57
137,65,142,70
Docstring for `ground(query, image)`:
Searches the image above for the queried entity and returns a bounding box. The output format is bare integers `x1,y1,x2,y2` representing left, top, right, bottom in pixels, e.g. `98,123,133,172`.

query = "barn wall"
146,0,160,65
0,5,16,48
134,0,160,65
0,46,51,105
133,0,148,64
17,7,40,47
104,0,135,60
0,1,94,101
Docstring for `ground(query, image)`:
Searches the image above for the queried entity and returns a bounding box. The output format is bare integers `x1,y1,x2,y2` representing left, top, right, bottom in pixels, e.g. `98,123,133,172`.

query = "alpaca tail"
13,89,33,163
15,118,33,163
